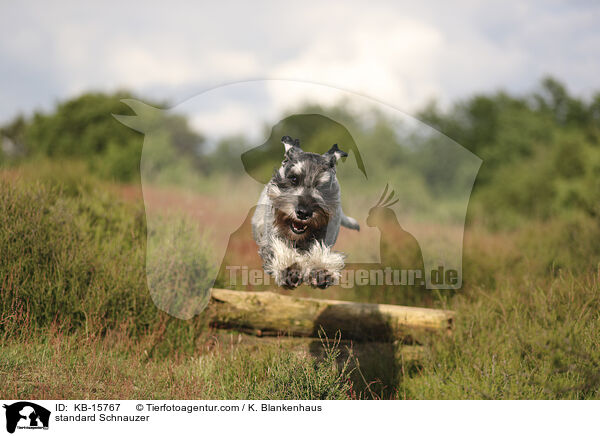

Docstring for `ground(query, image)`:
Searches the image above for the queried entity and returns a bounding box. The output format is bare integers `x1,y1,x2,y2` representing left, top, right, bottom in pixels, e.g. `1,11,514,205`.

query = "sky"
1,0,600,125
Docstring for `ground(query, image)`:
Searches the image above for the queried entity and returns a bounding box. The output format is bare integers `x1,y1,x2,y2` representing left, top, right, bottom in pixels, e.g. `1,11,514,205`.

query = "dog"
252,136,360,289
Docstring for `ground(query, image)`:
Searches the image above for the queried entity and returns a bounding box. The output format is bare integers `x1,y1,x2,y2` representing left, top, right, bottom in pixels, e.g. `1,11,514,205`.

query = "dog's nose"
296,206,312,220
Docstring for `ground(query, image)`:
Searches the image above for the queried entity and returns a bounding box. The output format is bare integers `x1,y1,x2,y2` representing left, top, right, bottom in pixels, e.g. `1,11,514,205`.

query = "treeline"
420,77,600,223
1,78,599,223
0,92,205,181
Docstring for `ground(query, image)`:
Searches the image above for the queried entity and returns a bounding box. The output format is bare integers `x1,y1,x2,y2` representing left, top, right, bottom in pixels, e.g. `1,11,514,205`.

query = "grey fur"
341,214,360,231
251,136,359,289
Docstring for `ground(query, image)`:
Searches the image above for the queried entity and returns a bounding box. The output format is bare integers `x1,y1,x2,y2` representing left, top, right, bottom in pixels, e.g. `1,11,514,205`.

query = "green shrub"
0,178,212,346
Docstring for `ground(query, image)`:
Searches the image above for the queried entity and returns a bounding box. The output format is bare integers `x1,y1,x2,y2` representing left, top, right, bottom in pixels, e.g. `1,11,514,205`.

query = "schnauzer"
252,136,360,289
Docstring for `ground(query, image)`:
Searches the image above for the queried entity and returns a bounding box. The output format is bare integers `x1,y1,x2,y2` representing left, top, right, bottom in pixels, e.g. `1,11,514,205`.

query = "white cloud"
105,42,261,91
189,102,261,142
268,17,444,112
1,0,600,123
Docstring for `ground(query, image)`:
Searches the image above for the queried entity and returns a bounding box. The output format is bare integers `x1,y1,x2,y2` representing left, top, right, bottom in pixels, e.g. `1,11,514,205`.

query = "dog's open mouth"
290,220,308,234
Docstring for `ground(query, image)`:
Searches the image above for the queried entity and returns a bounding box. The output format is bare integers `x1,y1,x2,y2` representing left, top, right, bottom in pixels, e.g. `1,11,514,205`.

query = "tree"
4,92,204,182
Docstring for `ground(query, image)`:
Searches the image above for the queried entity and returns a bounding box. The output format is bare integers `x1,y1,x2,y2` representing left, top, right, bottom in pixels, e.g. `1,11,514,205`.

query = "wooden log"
209,288,454,343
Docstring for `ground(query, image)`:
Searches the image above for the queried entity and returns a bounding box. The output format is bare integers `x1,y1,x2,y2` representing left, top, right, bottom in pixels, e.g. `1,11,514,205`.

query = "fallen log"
209,288,454,343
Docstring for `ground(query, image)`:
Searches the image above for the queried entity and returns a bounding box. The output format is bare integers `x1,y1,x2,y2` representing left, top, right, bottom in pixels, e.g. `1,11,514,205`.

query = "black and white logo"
3,402,50,434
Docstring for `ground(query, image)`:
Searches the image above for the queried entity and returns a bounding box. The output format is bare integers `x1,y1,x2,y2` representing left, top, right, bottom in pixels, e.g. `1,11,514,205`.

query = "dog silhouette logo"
115,80,482,317
3,402,50,433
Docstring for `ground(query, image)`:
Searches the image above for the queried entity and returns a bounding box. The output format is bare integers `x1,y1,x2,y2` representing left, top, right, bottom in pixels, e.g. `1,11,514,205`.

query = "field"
2,160,600,400
2,81,600,399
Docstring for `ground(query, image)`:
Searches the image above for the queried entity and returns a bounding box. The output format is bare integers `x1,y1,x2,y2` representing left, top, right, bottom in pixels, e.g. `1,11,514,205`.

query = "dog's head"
267,136,347,244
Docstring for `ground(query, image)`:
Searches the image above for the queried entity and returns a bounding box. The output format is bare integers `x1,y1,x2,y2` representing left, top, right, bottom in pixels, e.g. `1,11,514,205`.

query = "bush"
0,178,212,346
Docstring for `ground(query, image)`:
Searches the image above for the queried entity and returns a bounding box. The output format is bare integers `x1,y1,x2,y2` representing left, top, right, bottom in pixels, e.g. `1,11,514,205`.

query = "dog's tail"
341,212,360,231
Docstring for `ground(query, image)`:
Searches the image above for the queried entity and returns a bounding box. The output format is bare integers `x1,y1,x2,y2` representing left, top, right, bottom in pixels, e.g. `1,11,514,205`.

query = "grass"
0,174,213,360
0,329,353,400
2,161,600,399
0,169,357,399
405,272,600,399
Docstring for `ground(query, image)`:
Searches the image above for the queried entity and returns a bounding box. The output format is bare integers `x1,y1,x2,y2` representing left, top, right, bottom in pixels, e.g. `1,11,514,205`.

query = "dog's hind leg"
340,212,360,231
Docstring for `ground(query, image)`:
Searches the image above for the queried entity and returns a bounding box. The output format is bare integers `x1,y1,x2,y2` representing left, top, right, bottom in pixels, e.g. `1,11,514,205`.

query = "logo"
115,80,481,317
3,402,50,434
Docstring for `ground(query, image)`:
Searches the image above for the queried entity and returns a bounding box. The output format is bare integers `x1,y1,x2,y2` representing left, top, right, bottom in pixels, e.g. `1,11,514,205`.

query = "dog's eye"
289,175,299,185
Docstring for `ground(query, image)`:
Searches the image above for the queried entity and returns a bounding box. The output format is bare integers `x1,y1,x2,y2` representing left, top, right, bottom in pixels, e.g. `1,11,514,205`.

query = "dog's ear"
324,143,348,165
281,136,301,158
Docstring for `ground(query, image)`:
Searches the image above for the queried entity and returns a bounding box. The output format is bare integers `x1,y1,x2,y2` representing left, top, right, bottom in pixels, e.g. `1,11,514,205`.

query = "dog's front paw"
280,264,303,289
308,269,336,289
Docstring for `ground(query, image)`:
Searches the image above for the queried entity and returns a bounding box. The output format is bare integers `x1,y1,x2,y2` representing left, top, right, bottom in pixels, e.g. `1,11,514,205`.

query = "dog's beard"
273,207,330,245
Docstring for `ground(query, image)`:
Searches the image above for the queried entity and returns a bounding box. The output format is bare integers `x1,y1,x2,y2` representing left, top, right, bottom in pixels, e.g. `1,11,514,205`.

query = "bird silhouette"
366,184,424,276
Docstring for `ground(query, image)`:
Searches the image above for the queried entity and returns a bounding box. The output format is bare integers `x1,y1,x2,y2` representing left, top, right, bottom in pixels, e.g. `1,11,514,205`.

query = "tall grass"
0,175,214,354
0,172,355,399
0,328,354,399
404,272,600,399
2,162,600,399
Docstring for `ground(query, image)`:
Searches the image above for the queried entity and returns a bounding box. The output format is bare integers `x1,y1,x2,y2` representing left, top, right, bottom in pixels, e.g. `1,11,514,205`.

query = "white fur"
277,202,295,216
282,138,295,152
318,172,330,184
301,241,345,283
263,235,345,287
291,161,304,174
290,187,304,197
264,235,300,285
332,150,344,161
268,183,281,197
